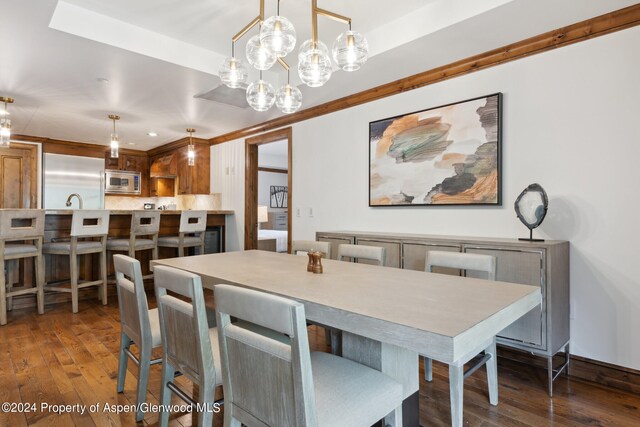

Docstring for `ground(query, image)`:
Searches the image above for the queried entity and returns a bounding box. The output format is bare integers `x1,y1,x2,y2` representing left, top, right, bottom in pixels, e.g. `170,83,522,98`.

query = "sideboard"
316,230,570,396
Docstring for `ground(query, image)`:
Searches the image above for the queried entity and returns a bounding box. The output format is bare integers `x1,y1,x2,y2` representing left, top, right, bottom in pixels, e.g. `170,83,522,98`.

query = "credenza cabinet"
316,230,570,393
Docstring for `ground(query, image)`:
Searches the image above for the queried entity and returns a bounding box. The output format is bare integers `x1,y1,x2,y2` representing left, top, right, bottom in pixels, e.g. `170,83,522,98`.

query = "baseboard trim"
498,346,640,395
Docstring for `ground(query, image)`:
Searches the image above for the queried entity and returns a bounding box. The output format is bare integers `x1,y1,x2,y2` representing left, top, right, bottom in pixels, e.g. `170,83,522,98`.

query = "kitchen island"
11,210,233,310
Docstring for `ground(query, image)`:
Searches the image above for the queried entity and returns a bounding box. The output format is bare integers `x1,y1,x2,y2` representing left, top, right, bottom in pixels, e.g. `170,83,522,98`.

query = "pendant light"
297,39,332,87
332,28,368,72
108,114,120,158
187,128,196,167
219,42,249,88
260,0,296,58
246,34,277,71
0,97,14,148
275,69,302,114
246,71,275,111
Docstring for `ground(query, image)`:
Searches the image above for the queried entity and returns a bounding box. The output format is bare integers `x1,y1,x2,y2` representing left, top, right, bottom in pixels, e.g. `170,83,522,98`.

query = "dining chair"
157,210,207,257
291,240,332,258
113,254,162,422
214,284,404,427
423,250,498,406
337,243,385,266
0,209,45,325
43,210,109,312
154,265,222,427
108,211,160,280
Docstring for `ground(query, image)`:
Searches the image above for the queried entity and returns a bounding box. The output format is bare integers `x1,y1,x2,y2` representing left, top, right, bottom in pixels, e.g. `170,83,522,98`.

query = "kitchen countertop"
44,209,234,215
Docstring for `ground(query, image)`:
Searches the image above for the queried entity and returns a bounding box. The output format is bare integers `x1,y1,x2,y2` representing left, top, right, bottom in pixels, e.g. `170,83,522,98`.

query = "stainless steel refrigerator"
43,153,105,209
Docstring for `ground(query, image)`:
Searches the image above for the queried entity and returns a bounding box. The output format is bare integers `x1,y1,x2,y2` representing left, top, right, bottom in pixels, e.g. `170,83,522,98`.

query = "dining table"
151,250,541,427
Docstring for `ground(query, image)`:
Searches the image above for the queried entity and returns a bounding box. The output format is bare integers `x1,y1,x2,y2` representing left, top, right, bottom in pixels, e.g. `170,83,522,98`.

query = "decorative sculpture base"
519,229,545,242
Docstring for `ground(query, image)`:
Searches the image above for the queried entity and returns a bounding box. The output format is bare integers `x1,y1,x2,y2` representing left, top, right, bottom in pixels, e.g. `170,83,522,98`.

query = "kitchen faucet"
65,193,83,209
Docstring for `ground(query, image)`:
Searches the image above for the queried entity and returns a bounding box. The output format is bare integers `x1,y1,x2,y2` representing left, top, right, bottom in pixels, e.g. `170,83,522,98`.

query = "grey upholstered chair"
113,255,162,422
108,211,160,279
0,209,45,325
157,210,206,257
214,284,404,427
337,244,385,266
154,265,222,427
423,250,498,404
43,210,109,312
291,240,332,258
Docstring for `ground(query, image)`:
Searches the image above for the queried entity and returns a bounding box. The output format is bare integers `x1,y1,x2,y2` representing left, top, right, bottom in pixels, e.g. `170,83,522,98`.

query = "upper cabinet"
177,144,210,195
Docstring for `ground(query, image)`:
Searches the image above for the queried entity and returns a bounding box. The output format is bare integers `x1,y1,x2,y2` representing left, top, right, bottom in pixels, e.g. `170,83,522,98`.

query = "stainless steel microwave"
105,170,141,194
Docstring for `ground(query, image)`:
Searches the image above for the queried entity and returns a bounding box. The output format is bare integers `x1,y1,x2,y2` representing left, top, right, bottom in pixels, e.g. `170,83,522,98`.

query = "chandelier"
0,97,14,148
108,114,120,158
219,0,368,113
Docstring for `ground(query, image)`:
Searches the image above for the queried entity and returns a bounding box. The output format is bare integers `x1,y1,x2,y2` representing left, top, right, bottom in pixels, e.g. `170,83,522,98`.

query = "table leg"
342,331,419,427
449,364,464,427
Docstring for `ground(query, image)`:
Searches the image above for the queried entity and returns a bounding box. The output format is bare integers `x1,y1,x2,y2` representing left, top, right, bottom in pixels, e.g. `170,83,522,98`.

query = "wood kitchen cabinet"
176,144,210,195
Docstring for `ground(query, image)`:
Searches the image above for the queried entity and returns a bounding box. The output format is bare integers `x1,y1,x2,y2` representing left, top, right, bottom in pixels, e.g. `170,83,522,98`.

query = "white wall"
211,27,640,370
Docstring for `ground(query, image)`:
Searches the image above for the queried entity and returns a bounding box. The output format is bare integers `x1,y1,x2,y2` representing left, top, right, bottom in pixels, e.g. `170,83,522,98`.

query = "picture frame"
369,93,502,206
270,185,288,208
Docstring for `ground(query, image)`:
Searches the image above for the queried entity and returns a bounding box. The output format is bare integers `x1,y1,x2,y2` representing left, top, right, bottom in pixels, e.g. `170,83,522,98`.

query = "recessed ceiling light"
97,77,109,84
128,142,135,145
147,132,158,137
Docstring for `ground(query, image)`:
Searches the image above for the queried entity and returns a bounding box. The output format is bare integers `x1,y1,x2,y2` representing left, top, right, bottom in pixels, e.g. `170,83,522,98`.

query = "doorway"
244,128,292,252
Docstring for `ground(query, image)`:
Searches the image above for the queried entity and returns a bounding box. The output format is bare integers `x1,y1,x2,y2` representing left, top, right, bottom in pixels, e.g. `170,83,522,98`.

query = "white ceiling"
1,0,636,150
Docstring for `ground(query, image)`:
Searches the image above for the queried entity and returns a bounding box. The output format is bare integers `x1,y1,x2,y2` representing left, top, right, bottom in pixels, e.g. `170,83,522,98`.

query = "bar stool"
107,211,160,280
157,210,206,257
43,210,110,313
0,209,45,325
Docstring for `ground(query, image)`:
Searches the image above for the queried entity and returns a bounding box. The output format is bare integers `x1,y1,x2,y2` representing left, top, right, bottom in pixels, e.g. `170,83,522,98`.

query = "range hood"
150,153,177,177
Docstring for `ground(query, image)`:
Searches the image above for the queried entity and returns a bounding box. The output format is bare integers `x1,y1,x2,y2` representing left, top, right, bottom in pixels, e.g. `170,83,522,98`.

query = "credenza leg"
449,364,464,427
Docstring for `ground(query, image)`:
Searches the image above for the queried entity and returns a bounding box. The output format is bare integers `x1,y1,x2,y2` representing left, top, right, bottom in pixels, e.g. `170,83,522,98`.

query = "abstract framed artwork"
369,93,502,206
270,185,288,208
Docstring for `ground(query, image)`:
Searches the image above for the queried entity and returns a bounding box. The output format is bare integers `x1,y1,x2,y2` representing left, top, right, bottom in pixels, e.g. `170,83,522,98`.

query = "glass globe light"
219,57,248,88
332,30,368,72
260,15,296,57
298,39,332,87
246,35,277,70
246,79,276,111
275,84,302,114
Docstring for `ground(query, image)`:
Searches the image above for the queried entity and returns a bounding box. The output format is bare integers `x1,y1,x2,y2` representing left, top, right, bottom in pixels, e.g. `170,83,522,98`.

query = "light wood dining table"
152,250,541,427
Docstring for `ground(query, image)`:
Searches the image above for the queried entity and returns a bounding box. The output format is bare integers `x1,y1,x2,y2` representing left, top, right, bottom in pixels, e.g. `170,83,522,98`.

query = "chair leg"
330,329,342,356
36,252,45,315
100,250,108,305
224,412,241,427
0,259,7,326
117,333,131,393
158,359,175,427
485,338,498,405
199,384,215,427
449,364,464,427
135,347,151,422
424,356,433,382
70,254,79,313
6,261,14,312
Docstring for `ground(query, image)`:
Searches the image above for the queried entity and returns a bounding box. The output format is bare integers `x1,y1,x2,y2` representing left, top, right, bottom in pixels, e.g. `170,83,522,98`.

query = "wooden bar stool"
107,211,160,279
0,209,45,326
43,210,110,313
157,210,206,257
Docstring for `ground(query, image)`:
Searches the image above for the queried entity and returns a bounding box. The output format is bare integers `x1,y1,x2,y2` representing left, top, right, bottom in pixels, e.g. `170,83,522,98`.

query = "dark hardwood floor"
0,294,638,427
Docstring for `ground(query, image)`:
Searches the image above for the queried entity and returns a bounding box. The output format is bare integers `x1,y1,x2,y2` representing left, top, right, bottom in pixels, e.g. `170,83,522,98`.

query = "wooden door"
0,143,38,208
